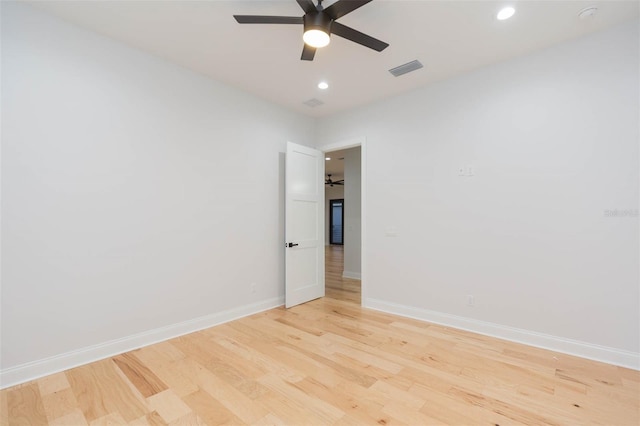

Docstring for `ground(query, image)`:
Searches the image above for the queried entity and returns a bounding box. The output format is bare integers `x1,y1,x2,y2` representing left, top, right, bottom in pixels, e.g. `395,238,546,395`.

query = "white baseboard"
342,271,361,280
364,298,640,371
0,297,284,389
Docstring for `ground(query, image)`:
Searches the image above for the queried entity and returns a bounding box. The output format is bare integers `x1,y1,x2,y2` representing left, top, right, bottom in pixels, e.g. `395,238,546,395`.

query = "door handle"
287,242,299,248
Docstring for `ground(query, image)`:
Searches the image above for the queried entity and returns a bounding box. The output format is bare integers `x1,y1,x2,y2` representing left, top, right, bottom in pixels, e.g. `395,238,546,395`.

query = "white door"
285,141,325,308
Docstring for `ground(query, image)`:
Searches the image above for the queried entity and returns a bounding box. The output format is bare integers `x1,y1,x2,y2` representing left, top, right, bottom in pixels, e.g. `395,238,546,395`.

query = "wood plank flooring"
2,245,639,425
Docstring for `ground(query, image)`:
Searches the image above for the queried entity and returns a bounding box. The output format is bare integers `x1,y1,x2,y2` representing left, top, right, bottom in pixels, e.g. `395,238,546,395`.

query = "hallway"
325,245,361,304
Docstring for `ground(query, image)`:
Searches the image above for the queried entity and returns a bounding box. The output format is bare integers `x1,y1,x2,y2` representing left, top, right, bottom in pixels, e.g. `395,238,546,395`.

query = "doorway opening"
329,199,344,245
322,142,363,306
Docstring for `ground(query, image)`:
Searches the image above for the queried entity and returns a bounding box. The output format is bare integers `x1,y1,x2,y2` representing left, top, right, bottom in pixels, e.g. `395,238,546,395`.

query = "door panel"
285,142,324,308
292,201,318,241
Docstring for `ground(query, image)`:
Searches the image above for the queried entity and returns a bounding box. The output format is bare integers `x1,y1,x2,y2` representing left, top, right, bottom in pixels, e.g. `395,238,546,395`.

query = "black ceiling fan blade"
234,15,303,24
323,0,373,20
296,0,317,14
334,180,344,184
301,44,317,61
331,21,389,52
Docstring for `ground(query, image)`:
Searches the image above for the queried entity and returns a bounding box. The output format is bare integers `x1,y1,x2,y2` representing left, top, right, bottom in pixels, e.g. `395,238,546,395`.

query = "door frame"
318,137,366,306
329,199,345,245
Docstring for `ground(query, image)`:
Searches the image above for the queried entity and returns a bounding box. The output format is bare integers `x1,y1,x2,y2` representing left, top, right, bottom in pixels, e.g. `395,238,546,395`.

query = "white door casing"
318,137,366,305
285,142,325,308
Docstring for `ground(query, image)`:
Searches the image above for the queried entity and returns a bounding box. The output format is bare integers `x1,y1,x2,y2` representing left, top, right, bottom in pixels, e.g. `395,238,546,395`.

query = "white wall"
325,185,344,244
1,2,314,382
343,147,362,278
317,21,640,366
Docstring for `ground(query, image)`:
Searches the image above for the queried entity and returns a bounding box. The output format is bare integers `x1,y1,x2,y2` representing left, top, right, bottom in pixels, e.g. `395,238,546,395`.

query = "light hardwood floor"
2,246,639,425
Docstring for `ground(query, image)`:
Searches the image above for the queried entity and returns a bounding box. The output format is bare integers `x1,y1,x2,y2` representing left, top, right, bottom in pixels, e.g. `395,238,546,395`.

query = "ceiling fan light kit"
303,29,330,47
303,12,332,48
233,0,389,61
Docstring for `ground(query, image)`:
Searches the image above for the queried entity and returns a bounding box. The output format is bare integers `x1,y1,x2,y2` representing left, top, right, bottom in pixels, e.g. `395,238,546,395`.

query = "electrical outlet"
467,295,475,307
251,283,257,294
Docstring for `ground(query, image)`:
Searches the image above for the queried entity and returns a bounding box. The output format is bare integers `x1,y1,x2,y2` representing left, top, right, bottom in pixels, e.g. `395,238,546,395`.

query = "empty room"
1,0,639,424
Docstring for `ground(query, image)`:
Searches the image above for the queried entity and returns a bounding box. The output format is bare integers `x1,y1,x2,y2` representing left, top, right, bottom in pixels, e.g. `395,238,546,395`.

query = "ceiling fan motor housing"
303,12,333,36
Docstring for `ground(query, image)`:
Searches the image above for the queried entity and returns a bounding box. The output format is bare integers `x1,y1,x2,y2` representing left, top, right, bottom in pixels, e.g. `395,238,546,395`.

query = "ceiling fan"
233,0,389,61
325,174,344,186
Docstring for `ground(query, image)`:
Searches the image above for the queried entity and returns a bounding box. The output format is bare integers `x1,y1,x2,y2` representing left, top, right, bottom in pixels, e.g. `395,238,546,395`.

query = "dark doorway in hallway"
329,199,344,245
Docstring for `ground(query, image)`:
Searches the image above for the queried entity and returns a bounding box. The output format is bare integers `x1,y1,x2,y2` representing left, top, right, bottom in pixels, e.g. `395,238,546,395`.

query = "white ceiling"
325,148,350,179
29,0,639,118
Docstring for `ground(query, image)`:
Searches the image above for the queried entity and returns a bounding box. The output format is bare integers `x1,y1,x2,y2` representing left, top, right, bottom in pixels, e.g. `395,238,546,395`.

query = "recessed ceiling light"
497,6,515,20
318,81,329,90
325,157,331,161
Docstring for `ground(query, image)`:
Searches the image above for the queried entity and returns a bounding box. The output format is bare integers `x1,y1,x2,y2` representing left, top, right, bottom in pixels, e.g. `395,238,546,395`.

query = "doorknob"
287,242,299,248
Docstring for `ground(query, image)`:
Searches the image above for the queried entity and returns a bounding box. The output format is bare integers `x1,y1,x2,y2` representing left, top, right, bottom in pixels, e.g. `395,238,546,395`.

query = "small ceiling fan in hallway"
325,174,344,187
233,0,389,61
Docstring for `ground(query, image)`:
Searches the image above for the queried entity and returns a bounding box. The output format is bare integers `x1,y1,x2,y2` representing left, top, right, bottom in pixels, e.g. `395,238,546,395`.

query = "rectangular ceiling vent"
303,98,324,108
389,60,423,77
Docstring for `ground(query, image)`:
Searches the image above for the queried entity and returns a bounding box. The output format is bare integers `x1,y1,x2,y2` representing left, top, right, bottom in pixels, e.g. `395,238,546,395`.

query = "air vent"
389,60,423,77
303,98,324,107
